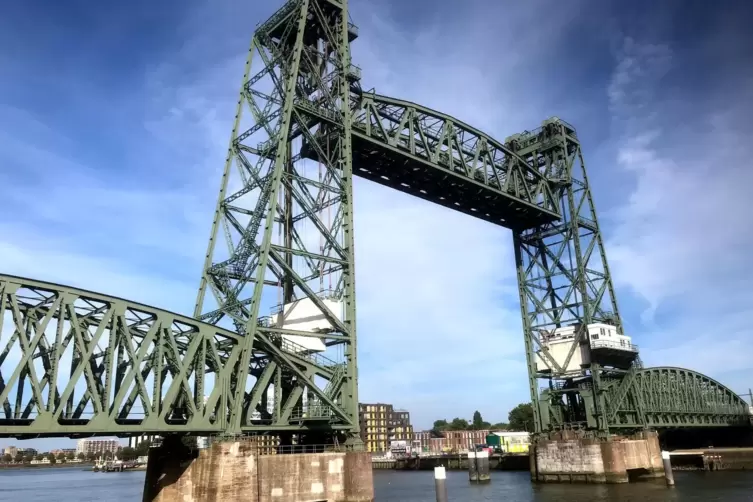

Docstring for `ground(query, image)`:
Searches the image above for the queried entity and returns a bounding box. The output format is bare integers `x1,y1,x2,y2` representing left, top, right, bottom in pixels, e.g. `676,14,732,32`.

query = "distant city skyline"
0,437,126,453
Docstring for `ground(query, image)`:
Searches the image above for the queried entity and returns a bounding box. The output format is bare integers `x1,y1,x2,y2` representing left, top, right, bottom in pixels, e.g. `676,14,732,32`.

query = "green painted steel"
505,118,628,435
1,0,750,440
610,367,751,429
192,0,362,443
342,92,563,228
0,274,359,438
538,366,751,431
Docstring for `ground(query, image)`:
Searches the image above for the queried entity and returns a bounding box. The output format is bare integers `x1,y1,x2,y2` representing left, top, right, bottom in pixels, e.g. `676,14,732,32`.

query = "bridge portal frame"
1,0,750,441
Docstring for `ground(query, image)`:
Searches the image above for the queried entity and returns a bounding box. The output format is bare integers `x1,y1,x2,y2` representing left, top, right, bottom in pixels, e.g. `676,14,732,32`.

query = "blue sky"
1,0,752,451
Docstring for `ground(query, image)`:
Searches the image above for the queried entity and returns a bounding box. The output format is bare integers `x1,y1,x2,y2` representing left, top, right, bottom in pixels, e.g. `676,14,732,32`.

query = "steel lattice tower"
507,121,633,436
194,0,362,443
194,0,639,441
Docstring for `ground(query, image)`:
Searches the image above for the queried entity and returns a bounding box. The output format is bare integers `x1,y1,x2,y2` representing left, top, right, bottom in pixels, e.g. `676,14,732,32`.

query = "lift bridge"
0,0,750,441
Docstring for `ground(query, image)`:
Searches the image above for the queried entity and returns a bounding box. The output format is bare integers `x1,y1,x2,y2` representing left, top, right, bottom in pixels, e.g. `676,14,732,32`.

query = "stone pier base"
530,430,664,483
143,438,374,502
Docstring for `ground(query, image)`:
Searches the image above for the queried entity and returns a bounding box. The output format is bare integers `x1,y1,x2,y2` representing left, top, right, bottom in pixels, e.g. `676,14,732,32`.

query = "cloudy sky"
1,0,752,450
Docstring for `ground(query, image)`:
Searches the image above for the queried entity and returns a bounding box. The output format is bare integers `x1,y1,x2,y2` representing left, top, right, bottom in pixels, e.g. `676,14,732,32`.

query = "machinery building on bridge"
535,322,639,374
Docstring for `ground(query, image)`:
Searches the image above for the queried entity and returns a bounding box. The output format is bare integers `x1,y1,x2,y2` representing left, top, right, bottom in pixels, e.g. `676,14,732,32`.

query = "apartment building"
76,438,120,455
359,403,413,453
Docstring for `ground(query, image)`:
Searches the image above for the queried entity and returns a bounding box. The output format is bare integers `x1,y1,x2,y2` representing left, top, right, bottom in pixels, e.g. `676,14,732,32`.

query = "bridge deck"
301,93,562,229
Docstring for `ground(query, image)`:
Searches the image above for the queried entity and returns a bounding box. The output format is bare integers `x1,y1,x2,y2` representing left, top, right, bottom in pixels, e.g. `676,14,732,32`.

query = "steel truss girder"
2,0,744,444
333,93,562,228
605,367,751,429
0,274,351,438
0,275,232,437
194,0,360,440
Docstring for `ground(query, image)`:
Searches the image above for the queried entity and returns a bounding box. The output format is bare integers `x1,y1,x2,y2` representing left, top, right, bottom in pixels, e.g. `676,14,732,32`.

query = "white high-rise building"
76,439,120,455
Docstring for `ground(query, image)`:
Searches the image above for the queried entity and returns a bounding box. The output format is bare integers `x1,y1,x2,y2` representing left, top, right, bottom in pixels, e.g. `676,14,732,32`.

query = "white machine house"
535,322,639,375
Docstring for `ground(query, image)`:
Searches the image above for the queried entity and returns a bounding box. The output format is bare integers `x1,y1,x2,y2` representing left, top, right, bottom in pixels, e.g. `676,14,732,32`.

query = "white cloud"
605,38,753,384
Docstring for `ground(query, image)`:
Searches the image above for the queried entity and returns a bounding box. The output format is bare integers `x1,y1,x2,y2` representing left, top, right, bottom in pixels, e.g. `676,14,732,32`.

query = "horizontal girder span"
607,366,752,429
301,92,562,229
0,275,351,438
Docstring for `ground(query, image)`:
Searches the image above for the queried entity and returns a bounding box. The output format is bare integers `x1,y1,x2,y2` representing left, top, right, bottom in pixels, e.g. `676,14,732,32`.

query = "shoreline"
0,462,94,470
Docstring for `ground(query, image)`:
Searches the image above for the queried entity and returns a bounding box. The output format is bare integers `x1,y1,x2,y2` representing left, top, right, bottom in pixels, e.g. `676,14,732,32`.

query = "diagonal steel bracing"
2,0,750,440
508,119,629,434
193,0,361,442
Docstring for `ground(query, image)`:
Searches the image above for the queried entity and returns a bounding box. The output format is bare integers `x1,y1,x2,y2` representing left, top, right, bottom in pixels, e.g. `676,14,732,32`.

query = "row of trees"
432,403,534,434
0,440,154,464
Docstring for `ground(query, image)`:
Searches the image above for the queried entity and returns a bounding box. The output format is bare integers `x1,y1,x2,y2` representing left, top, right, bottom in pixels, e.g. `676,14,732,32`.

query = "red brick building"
413,429,491,453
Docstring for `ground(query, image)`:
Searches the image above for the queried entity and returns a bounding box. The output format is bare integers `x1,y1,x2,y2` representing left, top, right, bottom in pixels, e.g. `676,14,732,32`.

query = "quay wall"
143,439,373,502
671,447,753,471
371,454,529,471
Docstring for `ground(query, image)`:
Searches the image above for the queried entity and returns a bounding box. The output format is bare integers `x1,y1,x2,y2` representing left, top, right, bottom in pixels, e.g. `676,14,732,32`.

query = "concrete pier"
530,430,664,483
467,451,478,482
143,437,373,502
661,451,675,486
434,466,448,502
477,450,491,482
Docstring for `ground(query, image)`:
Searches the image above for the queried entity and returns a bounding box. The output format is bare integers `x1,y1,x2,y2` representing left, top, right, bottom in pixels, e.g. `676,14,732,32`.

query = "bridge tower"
194,0,362,444
506,119,640,436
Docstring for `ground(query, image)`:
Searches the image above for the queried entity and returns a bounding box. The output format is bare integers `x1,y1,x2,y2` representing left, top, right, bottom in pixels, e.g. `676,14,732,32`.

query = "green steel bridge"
0,0,750,440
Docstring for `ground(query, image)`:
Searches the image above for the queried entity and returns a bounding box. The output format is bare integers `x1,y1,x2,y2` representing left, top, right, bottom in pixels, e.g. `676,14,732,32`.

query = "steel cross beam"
2,0,750,441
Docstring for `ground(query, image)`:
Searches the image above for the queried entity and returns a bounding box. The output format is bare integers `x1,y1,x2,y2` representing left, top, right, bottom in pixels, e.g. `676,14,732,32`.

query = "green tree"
86,452,97,462
15,453,24,463
23,453,34,463
432,419,448,430
46,453,56,464
181,436,198,448
1,453,11,463
134,440,152,457
448,417,470,430
66,451,76,461
490,422,509,430
77,452,87,461
470,411,491,430
508,403,534,431
472,411,483,430
120,447,136,461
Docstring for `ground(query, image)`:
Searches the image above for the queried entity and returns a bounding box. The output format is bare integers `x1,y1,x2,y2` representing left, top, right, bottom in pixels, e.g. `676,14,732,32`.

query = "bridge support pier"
530,430,664,483
142,437,374,502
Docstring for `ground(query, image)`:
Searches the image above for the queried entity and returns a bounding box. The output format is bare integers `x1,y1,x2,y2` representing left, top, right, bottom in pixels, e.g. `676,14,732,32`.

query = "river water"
1,467,752,501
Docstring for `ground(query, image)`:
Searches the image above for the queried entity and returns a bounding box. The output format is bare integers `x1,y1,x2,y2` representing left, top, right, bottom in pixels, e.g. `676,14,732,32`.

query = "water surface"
1,466,751,501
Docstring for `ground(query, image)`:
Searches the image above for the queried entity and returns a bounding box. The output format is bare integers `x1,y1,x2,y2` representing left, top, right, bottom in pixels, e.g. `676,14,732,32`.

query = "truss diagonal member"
0,284,61,415
107,310,160,419
258,333,350,424
366,94,553,191
267,248,348,334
